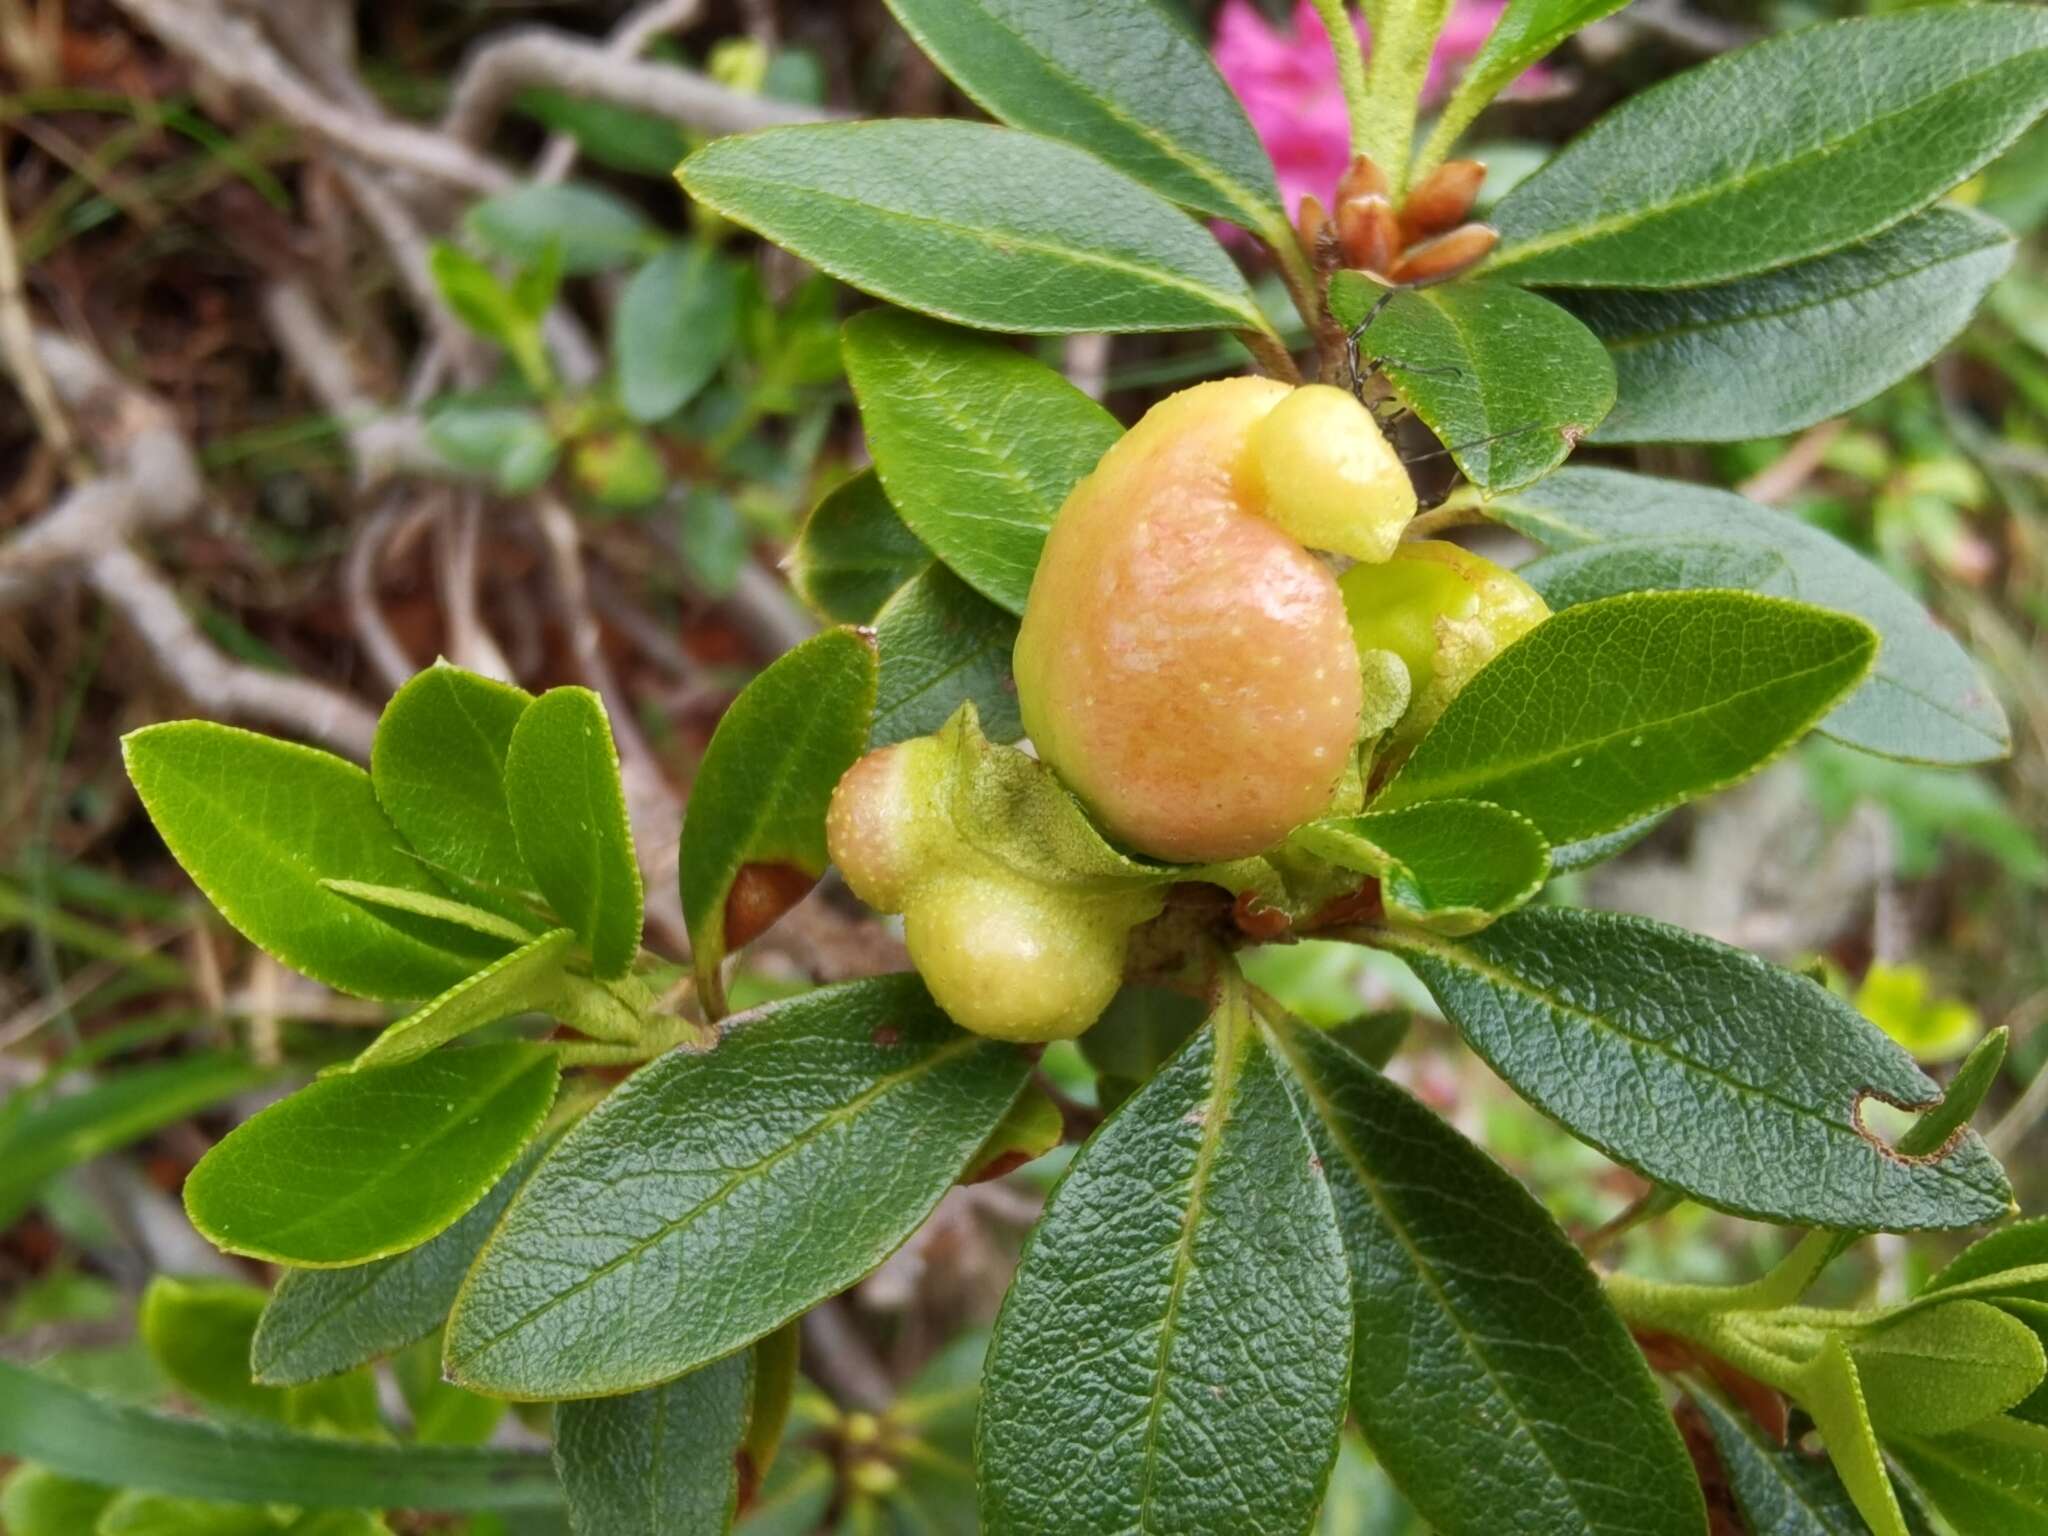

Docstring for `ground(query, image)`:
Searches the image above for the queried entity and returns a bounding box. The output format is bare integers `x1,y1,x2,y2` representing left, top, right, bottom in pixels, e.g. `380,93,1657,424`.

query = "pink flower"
1214,0,1551,218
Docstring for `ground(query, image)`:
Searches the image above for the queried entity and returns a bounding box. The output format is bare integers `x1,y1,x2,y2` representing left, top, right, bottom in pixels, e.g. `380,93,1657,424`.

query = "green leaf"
96,1492,279,1536
0,1052,270,1228
870,566,1023,750
467,183,658,274
679,627,877,1010
1385,905,2013,1229
1422,1,1631,169
1270,1019,1705,1536
1328,275,1613,492
1373,591,1877,846
446,976,1028,1399
679,122,1268,336
1572,206,2016,443
1893,1415,2048,1534
514,89,689,176
964,1078,1064,1183
1689,1385,1877,1536
786,470,930,625
556,1353,750,1536
426,405,559,494
321,881,541,946
1855,1300,2046,1436
185,1043,560,1267
1495,467,2012,765
428,245,526,350
0,1361,562,1511
371,664,535,892
0,1465,115,1536
140,1278,291,1423
251,1143,548,1386
1488,7,2048,288
616,245,740,423
1294,800,1549,933
1931,1219,2048,1295
351,928,574,1072
877,0,1282,230
123,722,484,1001
395,1336,505,1447
841,309,1122,614
504,687,643,979
1802,1335,1911,1536
978,997,1350,1535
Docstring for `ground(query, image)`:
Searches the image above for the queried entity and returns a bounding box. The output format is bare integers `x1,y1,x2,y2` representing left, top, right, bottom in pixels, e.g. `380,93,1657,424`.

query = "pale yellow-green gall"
1015,378,1417,864
1340,540,1548,749
825,738,1161,1042
1246,384,1416,563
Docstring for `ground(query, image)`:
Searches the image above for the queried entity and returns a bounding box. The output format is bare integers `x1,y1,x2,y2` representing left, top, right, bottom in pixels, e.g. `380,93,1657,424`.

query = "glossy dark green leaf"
979,1001,1350,1535
1487,7,2048,287
1855,1301,2046,1436
1389,906,2013,1227
870,566,1023,750
555,1353,751,1536
505,687,642,979
787,470,930,625
185,1043,560,1267
1295,800,1549,932
842,309,1121,614
1495,466,2011,765
468,183,658,273
1271,1019,1704,1536
1328,275,1613,492
616,245,740,423
679,627,877,1011
251,1143,548,1386
1573,206,2015,443
0,1362,562,1511
124,722,484,1001
1892,1415,2048,1533
351,928,573,1072
0,1052,270,1228
373,665,534,891
446,976,1028,1399
1422,0,1630,166
878,0,1281,230
1690,1385,1876,1536
1373,591,1876,846
679,122,1268,336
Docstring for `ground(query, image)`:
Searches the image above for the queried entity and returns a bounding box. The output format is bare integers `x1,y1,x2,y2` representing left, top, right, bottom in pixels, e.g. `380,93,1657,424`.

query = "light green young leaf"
1356,0,1453,194
1328,275,1613,493
1421,1,1631,171
185,1043,560,1267
140,1278,293,1424
878,0,1282,230
467,183,658,274
786,470,930,625
96,1492,279,1536
1373,591,1877,846
1270,1019,1705,1536
427,245,527,351
426,405,559,493
351,928,574,1072
1854,1300,2046,1437
1893,1415,2048,1534
1802,1336,1911,1536
371,664,535,892
446,976,1028,1399
1931,1219,2048,1296
1294,799,1549,933
0,1362,562,1511
978,1001,1350,1535
504,687,642,979
680,122,1269,336
1385,906,2014,1229
123,722,489,1001
615,245,740,423
1495,466,2012,765
680,627,877,1012
555,1353,751,1536
842,309,1121,614
1487,7,2048,288
252,1142,550,1386
0,1465,115,1536
1573,206,2016,444
870,566,1023,749
321,881,540,946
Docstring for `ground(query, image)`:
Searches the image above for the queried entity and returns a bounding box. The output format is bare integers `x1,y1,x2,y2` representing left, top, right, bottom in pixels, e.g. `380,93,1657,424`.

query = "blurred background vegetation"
1,1,2044,1530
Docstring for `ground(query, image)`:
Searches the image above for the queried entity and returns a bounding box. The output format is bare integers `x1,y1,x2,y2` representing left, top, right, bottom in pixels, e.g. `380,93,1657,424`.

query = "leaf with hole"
680,122,1268,336
184,1042,559,1267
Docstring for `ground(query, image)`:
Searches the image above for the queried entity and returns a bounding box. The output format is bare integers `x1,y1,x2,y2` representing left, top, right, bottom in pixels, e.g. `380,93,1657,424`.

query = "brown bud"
1387,221,1499,286
1295,194,1329,262
1335,152,1388,205
1336,193,1401,278
1398,159,1486,245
